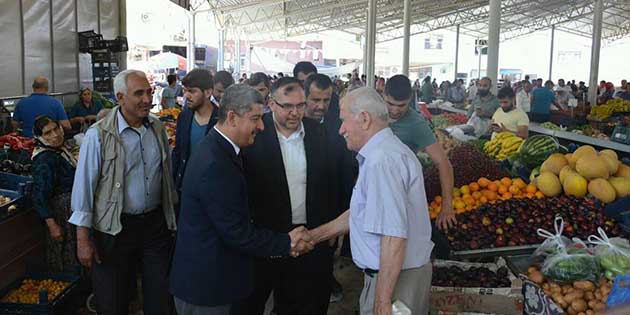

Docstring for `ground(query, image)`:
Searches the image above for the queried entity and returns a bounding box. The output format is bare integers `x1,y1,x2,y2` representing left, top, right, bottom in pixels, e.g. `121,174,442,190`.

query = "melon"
616,164,630,177
540,153,568,175
559,166,578,184
576,155,609,180
563,174,588,197
536,172,562,197
565,153,576,169
573,145,598,161
588,178,617,203
600,149,618,161
608,177,630,198
599,154,620,175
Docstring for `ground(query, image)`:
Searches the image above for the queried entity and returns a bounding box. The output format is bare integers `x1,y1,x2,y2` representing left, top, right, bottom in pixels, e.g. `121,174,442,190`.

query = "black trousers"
91,211,174,315
232,245,333,315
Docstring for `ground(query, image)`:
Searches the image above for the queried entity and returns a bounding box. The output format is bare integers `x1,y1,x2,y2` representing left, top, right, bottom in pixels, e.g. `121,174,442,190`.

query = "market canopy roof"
203,0,630,42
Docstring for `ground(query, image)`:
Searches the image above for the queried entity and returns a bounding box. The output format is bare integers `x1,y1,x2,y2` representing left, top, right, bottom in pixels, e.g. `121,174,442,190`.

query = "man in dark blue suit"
170,84,314,315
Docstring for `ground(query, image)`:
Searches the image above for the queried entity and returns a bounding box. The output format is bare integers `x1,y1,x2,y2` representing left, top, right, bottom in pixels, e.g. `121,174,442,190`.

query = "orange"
502,192,513,200
498,185,508,195
488,183,499,192
435,196,443,204
525,184,537,194
454,200,466,209
469,183,480,192
480,196,488,204
493,180,502,187
472,191,482,200
513,178,527,189
526,192,535,199
430,212,438,219
478,177,491,188
460,185,471,195
430,201,438,209
464,197,476,207
456,208,466,214
465,206,473,211
535,191,545,199
453,188,461,198
509,185,521,195
501,177,513,187
486,191,498,201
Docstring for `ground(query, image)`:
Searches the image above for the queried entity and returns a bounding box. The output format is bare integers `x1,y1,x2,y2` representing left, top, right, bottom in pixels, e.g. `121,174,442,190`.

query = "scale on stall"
610,118,630,145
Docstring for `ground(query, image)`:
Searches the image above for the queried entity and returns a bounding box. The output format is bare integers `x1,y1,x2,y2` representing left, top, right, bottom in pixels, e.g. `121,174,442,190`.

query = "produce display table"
436,103,468,115
0,209,45,291
451,245,539,260
530,122,630,152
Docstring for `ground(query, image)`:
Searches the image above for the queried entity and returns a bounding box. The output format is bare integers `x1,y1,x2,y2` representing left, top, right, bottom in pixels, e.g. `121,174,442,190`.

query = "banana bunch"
589,99,630,120
483,132,524,160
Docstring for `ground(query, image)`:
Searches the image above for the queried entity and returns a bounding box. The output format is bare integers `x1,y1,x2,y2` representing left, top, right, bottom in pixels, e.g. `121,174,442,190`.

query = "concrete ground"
327,257,364,315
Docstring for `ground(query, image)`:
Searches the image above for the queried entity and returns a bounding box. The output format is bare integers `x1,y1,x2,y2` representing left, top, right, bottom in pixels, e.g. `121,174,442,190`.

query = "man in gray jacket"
69,69,177,315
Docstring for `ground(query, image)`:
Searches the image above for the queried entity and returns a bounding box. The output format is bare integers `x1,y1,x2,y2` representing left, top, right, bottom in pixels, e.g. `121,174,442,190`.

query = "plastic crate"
611,124,630,145
0,188,25,221
0,172,33,196
78,31,102,53
0,272,79,315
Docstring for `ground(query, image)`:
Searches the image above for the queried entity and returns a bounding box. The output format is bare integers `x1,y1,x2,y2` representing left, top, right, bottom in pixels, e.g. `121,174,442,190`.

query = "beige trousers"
359,262,432,315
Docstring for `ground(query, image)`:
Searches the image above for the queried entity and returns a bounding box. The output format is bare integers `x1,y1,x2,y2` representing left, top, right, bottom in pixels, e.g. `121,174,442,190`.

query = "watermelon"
518,135,560,169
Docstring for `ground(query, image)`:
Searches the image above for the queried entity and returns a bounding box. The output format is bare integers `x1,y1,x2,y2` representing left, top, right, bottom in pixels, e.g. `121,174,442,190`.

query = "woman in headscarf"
31,116,78,272
69,87,103,129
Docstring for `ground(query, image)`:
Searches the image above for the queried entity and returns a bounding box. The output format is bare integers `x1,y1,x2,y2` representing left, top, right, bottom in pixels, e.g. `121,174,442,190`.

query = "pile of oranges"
429,177,544,219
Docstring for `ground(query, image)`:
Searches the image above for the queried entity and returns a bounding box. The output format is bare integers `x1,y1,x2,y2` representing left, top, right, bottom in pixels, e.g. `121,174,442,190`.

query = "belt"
363,268,379,277
121,206,161,219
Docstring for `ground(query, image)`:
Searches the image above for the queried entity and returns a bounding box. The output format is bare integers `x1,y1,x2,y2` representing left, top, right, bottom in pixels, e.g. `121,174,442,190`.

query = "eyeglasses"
272,98,306,112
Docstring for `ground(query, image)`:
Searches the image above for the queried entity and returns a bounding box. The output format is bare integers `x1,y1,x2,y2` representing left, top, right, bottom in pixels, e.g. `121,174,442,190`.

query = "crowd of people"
11,60,465,315
11,60,628,315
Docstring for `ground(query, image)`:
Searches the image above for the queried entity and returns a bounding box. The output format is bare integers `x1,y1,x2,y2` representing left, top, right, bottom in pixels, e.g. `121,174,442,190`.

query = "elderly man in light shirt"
310,87,433,315
516,80,532,112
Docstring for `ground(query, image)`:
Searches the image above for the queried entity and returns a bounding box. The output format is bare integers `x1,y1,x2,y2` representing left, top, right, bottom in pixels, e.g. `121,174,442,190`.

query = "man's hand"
77,238,101,269
374,300,392,315
45,218,63,241
436,203,457,231
85,115,97,122
288,226,314,257
74,117,86,124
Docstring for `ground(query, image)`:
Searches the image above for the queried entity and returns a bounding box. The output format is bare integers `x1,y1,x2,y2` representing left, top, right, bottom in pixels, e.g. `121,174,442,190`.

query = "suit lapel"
303,121,317,227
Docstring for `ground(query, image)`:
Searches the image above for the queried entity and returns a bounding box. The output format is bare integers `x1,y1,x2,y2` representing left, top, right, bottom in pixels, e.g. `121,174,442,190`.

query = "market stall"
421,102,630,314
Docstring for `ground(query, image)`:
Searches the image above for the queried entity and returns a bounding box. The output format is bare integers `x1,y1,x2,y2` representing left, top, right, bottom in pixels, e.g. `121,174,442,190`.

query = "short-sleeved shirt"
492,107,530,138
69,99,104,118
12,93,69,137
189,118,208,156
531,88,556,115
349,128,434,270
162,87,177,109
389,109,436,153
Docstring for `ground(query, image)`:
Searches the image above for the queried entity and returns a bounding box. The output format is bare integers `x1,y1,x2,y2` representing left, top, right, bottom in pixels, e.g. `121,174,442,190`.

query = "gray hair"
113,69,147,96
32,76,49,91
344,87,389,122
218,84,264,122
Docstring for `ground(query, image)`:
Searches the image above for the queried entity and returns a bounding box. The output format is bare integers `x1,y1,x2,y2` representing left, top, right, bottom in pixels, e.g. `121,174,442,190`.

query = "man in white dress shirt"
311,87,434,315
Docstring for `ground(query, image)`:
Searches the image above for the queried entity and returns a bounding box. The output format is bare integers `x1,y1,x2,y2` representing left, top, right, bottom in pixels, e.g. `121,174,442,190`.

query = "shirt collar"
213,126,240,155
211,95,220,107
272,112,305,141
116,109,151,135
357,127,393,165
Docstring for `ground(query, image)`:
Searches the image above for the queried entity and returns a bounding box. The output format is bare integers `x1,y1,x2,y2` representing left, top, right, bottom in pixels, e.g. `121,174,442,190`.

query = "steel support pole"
487,0,501,94
402,0,411,77
187,11,196,71
362,34,367,75
454,24,460,82
235,30,241,76
588,0,603,106
366,0,377,88
119,0,127,71
548,25,555,80
218,29,225,71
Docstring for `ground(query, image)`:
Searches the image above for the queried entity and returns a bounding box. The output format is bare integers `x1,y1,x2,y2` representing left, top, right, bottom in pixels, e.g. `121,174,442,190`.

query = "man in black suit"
234,77,338,314
170,84,314,315
303,73,358,303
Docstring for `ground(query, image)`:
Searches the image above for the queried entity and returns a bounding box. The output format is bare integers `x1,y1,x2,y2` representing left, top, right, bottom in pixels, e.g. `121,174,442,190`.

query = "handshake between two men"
287,226,333,258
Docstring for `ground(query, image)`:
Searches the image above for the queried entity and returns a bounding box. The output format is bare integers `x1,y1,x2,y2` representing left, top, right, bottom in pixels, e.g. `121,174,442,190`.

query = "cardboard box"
429,258,524,315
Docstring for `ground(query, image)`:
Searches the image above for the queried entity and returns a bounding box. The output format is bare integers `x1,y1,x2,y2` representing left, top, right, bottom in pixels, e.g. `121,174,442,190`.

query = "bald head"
32,76,49,93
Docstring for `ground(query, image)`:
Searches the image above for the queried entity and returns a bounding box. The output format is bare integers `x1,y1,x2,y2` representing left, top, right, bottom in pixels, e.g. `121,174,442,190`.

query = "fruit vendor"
467,77,499,120
385,75,456,238
68,87,104,128
615,82,630,100
490,86,530,139
530,80,561,123
309,87,434,315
